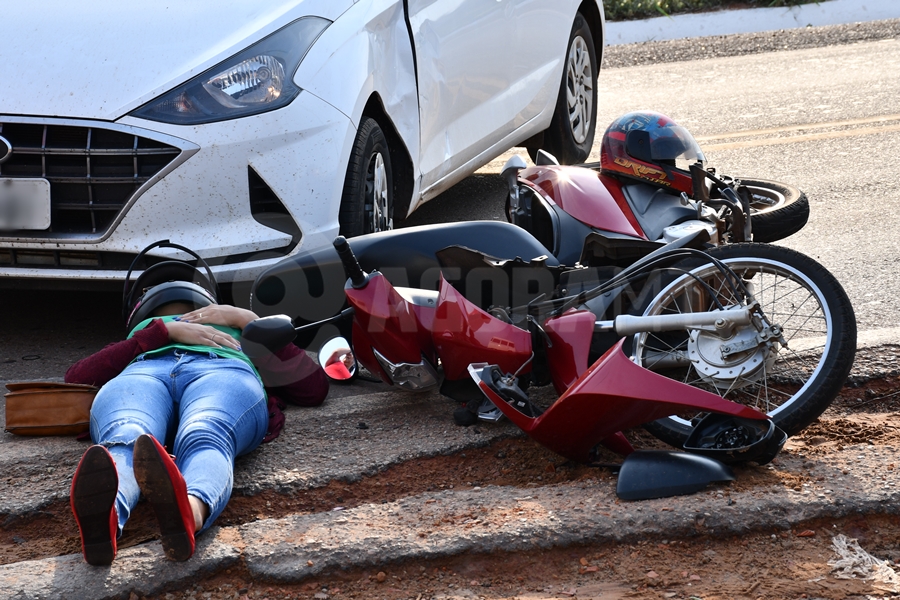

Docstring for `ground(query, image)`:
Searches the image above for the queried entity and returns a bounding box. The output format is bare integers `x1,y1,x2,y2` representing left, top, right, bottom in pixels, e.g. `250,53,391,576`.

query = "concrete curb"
0,538,241,600
605,0,900,45
4,440,898,599
239,442,898,583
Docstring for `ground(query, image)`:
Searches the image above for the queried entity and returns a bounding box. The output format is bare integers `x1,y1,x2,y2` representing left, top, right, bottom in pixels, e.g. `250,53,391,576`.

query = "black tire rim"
746,184,786,213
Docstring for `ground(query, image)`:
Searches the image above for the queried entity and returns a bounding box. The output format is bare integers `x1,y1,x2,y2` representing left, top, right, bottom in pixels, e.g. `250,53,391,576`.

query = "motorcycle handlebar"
333,236,368,288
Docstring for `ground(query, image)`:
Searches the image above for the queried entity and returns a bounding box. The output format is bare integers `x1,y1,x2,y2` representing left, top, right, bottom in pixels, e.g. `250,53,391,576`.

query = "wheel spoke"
635,252,840,433
566,84,578,110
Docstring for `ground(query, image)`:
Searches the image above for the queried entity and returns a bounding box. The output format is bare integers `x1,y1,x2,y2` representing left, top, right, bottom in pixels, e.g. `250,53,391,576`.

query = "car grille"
0,121,182,235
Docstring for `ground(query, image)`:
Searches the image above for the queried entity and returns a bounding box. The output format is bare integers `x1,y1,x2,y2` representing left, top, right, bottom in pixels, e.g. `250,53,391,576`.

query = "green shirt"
128,316,262,382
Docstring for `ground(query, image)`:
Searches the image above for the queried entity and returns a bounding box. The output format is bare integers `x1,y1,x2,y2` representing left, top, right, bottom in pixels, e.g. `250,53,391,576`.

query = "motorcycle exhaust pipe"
595,307,752,336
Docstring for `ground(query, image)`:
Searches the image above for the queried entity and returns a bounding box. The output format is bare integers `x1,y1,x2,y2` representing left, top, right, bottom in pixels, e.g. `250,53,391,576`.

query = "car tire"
339,117,393,238
528,12,598,165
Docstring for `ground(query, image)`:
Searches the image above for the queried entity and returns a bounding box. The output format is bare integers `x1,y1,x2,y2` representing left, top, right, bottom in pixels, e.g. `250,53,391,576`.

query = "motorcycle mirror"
241,314,297,360
533,149,560,166
689,162,710,203
683,414,786,466
319,336,356,382
501,155,528,214
615,450,735,500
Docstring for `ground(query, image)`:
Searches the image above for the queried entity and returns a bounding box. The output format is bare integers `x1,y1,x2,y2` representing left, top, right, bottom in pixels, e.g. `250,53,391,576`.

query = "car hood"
0,0,350,122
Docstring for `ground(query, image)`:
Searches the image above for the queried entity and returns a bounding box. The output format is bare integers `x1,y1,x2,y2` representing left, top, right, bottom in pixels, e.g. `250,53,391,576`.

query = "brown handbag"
4,382,99,436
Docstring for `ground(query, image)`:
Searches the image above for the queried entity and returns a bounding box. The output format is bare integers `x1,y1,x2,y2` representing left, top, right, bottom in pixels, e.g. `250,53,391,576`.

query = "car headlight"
130,17,330,125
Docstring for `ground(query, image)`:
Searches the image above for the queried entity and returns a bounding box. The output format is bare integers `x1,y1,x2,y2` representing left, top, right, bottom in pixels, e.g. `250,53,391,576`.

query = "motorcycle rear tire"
739,178,810,243
635,243,856,448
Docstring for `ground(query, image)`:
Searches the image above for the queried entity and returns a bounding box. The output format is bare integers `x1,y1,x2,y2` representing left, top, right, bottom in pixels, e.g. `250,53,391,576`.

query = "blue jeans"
89,350,268,535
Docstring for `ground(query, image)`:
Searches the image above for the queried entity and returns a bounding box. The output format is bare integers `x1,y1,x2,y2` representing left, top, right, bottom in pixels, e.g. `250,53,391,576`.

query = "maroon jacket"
65,318,329,442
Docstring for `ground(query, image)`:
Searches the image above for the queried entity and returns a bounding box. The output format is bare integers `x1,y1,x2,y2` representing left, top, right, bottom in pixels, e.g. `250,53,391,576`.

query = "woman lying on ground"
65,259,327,566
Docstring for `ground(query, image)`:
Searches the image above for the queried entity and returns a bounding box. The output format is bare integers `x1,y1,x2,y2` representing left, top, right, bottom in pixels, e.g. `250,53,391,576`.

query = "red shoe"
133,434,196,561
70,445,118,566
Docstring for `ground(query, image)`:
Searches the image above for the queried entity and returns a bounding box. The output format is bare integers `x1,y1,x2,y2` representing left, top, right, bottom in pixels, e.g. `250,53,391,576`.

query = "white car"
0,0,604,301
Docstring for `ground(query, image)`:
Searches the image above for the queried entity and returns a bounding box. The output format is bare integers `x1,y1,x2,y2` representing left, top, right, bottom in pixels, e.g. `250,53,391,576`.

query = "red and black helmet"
600,111,705,195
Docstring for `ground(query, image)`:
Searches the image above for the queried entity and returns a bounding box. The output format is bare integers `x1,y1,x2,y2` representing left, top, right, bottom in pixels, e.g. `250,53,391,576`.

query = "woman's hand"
177,305,258,330
165,320,241,351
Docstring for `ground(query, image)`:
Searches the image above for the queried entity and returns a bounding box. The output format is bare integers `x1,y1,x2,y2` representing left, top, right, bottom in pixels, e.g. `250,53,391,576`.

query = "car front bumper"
0,90,353,291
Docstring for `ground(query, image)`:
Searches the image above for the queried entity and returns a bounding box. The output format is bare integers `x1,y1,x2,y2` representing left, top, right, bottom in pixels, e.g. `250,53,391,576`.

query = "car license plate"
0,178,51,230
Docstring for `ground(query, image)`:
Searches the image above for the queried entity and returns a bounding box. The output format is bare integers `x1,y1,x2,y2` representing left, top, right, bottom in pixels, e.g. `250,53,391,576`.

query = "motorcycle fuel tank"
520,165,646,239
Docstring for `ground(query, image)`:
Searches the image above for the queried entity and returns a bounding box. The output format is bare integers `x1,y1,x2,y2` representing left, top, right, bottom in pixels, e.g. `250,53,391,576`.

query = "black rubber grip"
333,236,367,288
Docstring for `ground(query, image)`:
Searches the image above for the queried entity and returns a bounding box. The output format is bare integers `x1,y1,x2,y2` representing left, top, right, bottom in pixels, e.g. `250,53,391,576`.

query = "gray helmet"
123,240,219,331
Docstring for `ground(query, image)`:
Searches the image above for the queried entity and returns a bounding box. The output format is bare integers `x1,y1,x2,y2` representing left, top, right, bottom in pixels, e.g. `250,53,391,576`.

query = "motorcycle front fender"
616,450,735,500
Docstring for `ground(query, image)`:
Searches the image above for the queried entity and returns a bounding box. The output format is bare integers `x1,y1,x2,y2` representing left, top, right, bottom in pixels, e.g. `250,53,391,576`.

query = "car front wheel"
529,11,598,165
339,117,393,238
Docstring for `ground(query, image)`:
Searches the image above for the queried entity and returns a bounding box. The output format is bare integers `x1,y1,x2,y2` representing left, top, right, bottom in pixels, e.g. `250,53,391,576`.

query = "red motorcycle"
250,112,855,462
249,225,852,478
346,232,788,444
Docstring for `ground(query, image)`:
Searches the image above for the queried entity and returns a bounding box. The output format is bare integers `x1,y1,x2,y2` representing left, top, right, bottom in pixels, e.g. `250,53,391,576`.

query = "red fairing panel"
475,340,767,463
433,277,532,381
521,165,646,239
543,309,595,394
345,273,434,383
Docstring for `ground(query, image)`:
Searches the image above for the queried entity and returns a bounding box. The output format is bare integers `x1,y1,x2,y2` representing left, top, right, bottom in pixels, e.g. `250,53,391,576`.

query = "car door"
407,0,572,196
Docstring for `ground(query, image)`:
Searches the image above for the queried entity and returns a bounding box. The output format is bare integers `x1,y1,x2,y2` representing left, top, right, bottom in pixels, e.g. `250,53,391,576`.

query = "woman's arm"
168,304,329,405
253,343,329,407
65,318,171,386
176,305,257,329
181,305,330,405
65,315,244,385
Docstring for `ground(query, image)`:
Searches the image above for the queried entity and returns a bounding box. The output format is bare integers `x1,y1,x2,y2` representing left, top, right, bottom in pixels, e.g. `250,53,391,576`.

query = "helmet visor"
650,124,706,165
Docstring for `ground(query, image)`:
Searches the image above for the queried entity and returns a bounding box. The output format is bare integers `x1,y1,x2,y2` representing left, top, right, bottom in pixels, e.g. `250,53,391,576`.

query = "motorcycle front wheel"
634,243,856,448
